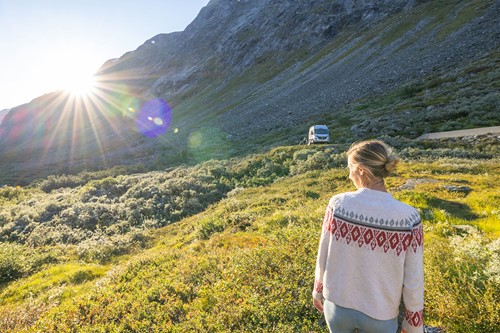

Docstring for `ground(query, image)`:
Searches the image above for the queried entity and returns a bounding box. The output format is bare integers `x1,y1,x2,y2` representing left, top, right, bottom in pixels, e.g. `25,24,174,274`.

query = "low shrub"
76,230,151,263
0,186,27,203
424,230,500,332
293,149,316,161
290,150,345,175
39,174,87,193
0,243,58,283
197,218,226,240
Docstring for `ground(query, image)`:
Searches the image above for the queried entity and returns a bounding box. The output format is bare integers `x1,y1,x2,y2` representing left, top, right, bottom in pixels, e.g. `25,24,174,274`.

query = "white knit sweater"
313,188,424,333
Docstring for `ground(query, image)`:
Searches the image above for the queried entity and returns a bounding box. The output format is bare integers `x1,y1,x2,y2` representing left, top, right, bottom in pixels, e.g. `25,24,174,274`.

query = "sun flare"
46,46,100,98
64,73,97,97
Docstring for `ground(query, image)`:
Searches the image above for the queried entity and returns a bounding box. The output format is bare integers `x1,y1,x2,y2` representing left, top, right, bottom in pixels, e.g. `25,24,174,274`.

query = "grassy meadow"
0,144,499,332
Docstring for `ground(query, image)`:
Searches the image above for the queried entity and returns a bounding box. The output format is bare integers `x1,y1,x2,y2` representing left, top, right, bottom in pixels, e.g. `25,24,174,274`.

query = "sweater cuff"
312,280,323,300
402,309,424,333
312,290,323,300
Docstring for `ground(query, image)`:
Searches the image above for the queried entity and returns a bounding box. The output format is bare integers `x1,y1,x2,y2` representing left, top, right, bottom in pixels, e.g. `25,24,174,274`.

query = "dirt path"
417,126,500,140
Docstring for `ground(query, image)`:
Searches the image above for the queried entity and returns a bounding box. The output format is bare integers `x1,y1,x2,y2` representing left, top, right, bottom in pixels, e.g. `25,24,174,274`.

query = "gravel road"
417,126,500,140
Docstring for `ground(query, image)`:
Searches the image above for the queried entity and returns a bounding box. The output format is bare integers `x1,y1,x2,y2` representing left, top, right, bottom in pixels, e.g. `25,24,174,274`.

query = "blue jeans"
324,300,398,333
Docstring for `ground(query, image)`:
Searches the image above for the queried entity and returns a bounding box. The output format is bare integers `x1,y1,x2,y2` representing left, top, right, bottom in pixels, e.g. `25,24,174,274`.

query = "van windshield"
315,128,329,134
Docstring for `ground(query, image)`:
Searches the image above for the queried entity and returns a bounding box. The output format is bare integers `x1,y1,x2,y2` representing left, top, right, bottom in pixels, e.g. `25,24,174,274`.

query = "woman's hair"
347,140,399,179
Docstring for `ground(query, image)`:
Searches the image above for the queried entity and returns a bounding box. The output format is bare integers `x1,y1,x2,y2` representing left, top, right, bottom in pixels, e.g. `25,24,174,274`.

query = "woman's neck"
365,178,387,192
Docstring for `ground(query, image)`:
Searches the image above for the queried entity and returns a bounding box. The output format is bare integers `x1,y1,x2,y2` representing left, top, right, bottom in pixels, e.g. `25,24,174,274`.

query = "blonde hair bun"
384,155,400,174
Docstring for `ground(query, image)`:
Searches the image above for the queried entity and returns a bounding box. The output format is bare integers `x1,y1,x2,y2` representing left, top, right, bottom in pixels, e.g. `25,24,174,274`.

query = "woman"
312,140,423,333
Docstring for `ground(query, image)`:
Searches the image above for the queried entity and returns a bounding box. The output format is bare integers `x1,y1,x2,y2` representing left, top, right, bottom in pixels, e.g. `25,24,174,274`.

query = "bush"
293,149,316,161
232,156,289,186
197,218,226,240
0,162,236,256
0,243,25,282
424,230,500,332
76,231,150,263
39,174,86,193
0,243,58,283
0,186,26,203
290,151,345,175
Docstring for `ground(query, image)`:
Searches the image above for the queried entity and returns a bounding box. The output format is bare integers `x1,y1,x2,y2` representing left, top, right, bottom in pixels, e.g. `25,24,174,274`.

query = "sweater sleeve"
402,221,424,333
312,204,334,300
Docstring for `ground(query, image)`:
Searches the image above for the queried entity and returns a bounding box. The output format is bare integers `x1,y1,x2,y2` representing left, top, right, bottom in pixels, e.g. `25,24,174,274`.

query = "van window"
314,128,329,134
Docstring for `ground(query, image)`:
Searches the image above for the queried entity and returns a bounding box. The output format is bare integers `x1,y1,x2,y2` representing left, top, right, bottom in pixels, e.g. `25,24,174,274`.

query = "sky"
0,0,210,110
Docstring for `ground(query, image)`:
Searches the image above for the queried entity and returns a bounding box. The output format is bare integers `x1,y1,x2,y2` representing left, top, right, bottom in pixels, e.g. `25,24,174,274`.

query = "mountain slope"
0,0,498,184
101,0,499,139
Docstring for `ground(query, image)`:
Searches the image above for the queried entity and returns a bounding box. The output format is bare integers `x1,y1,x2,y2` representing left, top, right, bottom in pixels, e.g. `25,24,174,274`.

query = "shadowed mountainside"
0,0,499,185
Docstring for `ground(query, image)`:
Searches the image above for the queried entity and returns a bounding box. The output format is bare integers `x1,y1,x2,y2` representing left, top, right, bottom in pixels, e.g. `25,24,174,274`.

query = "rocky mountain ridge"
98,0,499,139
100,0,422,95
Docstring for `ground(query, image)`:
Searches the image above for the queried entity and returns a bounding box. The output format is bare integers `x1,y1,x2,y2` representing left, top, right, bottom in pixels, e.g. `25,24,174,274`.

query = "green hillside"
0,142,499,332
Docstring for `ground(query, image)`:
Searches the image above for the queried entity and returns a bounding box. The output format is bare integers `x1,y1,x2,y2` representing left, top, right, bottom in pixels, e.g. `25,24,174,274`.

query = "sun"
46,46,100,98
64,72,97,97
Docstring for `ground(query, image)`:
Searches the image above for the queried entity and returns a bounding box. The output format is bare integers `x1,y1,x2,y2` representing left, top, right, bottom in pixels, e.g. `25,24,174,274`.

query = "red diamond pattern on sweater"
376,230,387,247
340,222,349,238
326,218,422,255
389,233,400,248
363,228,374,244
403,233,412,249
405,309,424,327
351,226,361,242
330,219,338,235
411,224,424,252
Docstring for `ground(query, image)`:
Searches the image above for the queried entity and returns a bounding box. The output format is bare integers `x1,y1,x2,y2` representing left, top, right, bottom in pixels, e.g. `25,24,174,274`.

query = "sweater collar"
356,187,393,197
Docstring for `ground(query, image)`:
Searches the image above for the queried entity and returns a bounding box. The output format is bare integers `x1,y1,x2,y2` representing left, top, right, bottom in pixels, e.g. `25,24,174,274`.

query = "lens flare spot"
127,98,140,114
136,98,172,138
105,83,139,118
188,131,203,148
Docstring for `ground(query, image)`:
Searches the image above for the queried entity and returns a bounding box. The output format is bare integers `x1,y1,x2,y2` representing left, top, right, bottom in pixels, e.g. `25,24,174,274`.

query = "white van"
308,125,330,144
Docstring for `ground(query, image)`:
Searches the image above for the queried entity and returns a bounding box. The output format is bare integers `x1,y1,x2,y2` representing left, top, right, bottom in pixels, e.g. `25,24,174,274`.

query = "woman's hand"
313,298,324,313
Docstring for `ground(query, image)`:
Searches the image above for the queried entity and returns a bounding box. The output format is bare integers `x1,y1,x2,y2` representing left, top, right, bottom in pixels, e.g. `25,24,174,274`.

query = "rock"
453,224,478,235
398,178,439,190
424,325,446,333
444,185,471,193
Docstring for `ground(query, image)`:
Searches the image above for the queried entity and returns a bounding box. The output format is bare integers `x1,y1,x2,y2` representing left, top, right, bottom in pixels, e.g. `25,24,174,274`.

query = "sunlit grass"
0,263,108,305
0,156,498,332
396,158,500,239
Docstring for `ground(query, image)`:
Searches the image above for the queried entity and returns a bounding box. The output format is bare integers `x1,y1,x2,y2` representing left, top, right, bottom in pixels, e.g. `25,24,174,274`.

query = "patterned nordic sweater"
312,188,424,333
